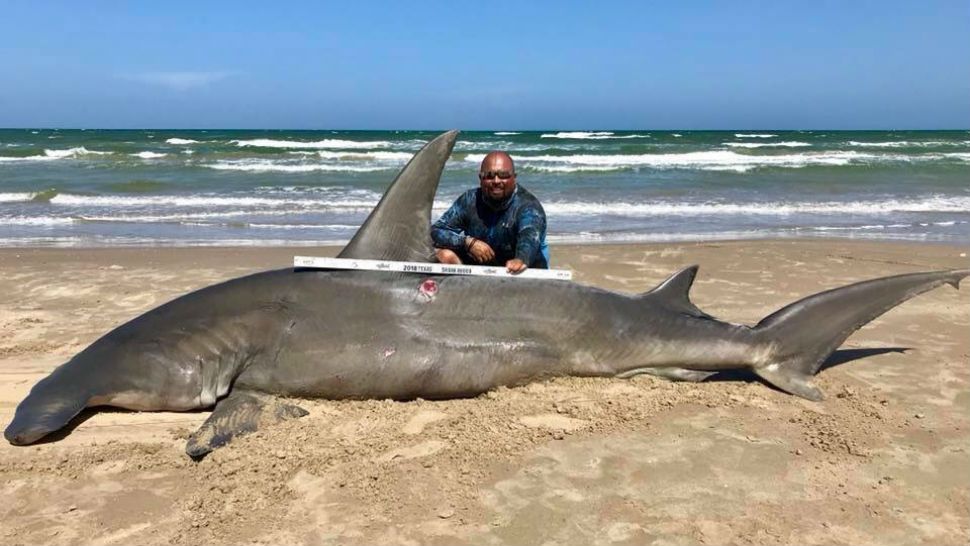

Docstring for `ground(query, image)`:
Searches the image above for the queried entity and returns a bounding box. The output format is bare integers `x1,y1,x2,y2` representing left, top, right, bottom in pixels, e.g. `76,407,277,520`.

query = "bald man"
431,151,549,273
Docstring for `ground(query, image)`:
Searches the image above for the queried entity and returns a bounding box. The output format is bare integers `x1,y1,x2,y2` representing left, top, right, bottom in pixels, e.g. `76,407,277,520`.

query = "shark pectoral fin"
617,366,716,382
185,390,308,459
753,363,823,401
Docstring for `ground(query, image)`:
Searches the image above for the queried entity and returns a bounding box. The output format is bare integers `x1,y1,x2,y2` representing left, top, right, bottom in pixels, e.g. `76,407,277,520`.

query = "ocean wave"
312,151,415,161
799,220,966,232
48,147,112,158
494,132,521,135
131,151,168,159
47,193,371,208
165,138,199,145
847,140,970,148
0,147,111,162
734,133,777,138
539,131,650,140
206,160,389,173
465,150,925,172
248,223,358,230
0,216,76,226
231,138,392,149
523,165,626,173
723,141,811,148
541,131,614,139
541,196,970,216
0,192,37,203
253,186,383,199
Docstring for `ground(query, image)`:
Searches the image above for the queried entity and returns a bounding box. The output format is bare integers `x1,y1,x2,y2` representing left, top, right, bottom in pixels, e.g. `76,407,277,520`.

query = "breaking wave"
0,192,38,203
723,141,811,148
734,133,777,138
207,160,389,173
165,138,199,145
846,140,970,148
541,196,970,216
0,147,111,162
231,138,392,149
466,150,941,172
131,151,167,159
540,131,650,140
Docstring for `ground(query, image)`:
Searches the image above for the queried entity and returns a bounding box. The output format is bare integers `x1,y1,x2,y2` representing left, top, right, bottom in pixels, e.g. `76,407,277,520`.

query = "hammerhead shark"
5,130,967,457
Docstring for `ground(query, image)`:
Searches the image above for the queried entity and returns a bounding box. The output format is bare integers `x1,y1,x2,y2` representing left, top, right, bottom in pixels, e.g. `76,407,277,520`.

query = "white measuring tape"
294,256,572,280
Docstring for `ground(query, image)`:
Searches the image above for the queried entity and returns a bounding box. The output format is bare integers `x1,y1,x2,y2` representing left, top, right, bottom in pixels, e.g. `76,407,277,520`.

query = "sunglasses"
479,170,515,180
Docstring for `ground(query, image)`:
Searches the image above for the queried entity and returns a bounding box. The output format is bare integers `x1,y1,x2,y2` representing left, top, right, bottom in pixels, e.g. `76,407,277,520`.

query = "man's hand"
506,258,527,274
467,238,495,263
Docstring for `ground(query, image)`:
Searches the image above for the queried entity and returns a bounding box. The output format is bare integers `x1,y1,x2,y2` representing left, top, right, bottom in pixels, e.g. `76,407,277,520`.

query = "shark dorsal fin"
641,265,713,319
337,130,458,262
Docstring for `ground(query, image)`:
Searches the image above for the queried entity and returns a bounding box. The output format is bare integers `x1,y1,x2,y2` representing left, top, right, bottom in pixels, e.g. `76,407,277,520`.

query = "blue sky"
1,1,968,129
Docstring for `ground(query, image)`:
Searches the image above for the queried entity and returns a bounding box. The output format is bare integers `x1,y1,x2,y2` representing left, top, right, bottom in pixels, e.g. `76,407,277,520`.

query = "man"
432,151,549,273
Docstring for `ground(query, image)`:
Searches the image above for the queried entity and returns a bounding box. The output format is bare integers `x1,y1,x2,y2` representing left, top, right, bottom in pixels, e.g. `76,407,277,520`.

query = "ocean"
1,129,968,247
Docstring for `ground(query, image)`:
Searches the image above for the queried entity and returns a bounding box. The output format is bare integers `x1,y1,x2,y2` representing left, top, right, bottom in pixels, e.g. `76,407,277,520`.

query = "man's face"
479,155,516,201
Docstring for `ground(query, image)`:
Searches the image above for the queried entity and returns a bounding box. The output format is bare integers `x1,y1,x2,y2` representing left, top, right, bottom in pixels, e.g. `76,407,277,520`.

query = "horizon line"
2,127,969,132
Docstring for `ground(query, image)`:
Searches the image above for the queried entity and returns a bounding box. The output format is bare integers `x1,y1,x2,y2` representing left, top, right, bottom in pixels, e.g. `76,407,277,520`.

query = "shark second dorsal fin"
338,130,459,262
640,265,714,319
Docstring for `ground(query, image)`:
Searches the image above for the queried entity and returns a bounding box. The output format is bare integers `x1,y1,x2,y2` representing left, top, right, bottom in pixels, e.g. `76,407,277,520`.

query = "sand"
0,239,967,545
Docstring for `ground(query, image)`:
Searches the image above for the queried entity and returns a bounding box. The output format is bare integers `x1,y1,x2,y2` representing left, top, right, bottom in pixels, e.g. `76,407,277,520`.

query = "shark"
5,130,968,457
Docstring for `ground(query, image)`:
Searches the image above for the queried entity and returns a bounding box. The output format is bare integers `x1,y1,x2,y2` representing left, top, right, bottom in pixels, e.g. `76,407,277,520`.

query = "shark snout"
4,417,53,445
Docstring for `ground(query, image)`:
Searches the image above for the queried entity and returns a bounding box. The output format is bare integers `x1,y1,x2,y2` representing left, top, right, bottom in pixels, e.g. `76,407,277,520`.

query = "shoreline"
2,234,969,251
1,235,966,252
1,238,967,544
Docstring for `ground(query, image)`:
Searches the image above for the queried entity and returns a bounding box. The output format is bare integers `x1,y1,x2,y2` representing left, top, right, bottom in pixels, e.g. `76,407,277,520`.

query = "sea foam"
0,192,37,203
131,151,168,159
231,138,392,149
539,131,650,140
723,142,811,148
312,151,414,161
465,150,917,172
847,140,970,148
206,160,389,173
165,138,199,145
0,147,110,162
540,196,970,216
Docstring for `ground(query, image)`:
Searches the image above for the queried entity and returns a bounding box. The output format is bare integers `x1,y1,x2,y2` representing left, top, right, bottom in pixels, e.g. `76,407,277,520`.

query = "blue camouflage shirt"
431,185,550,268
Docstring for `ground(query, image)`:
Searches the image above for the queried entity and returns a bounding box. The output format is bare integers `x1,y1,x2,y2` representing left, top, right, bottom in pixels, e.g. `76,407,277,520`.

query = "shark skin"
4,130,968,457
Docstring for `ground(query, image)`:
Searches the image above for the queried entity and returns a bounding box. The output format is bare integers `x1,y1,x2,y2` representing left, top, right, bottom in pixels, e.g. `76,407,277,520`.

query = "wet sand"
0,239,968,545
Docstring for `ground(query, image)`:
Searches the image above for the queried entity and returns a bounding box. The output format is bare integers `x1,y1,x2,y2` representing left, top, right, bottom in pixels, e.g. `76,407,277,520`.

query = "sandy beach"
0,239,967,545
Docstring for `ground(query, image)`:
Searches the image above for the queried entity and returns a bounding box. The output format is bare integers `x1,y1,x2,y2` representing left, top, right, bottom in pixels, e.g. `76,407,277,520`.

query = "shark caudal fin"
752,269,969,400
338,130,458,262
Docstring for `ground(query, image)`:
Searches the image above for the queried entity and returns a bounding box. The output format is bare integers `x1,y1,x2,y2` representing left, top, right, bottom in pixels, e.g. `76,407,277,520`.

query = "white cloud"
124,71,234,91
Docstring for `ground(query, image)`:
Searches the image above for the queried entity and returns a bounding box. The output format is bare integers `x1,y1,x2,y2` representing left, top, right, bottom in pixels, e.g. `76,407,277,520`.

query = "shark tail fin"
751,269,969,401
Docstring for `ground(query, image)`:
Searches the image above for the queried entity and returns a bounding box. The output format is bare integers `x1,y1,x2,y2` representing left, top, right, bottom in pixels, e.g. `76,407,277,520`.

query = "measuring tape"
294,256,572,280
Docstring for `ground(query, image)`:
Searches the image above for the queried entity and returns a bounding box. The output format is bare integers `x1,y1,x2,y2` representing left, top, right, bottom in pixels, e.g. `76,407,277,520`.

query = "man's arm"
511,205,547,271
431,194,471,250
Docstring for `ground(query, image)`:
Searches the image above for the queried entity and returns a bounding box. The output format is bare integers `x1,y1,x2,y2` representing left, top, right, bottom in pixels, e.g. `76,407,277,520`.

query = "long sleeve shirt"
431,185,549,268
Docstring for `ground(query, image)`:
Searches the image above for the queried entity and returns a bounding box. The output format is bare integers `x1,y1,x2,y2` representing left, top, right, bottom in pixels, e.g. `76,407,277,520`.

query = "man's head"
479,151,516,202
